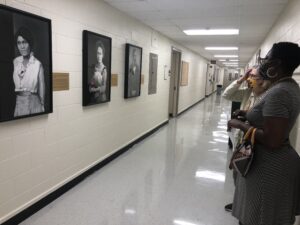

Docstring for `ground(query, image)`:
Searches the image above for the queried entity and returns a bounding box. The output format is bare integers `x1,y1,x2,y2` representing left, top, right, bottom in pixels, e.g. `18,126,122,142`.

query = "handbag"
229,127,257,177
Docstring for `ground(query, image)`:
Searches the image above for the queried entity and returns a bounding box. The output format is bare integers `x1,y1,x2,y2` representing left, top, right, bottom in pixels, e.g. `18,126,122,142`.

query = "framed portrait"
148,53,158,95
124,44,142,98
0,5,52,123
82,30,111,106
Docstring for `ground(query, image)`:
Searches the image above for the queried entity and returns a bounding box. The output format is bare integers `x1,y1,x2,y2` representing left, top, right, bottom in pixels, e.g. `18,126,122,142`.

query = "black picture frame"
82,30,112,106
124,44,142,98
0,5,53,123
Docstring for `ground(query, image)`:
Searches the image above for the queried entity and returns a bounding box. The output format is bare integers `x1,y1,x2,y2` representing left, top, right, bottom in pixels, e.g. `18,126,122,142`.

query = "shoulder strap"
243,127,254,140
251,128,257,145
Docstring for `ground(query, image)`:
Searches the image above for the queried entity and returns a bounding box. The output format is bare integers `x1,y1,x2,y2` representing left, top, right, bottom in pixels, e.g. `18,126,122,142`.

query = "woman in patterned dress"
228,42,300,225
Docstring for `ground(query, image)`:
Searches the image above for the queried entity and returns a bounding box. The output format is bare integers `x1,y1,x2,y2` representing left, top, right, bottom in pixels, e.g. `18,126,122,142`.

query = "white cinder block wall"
0,0,208,223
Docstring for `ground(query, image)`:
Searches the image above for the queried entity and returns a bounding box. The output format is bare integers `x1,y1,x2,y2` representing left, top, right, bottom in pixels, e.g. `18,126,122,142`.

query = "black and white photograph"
0,5,52,122
125,44,142,98
83,30,111,106
148,53,158,95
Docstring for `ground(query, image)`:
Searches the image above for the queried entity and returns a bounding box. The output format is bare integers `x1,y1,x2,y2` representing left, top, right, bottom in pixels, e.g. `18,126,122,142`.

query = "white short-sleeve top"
13,53,42,93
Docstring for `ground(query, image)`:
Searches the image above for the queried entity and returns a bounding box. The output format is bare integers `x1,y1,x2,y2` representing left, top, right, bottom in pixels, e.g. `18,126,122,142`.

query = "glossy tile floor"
21,94,239,225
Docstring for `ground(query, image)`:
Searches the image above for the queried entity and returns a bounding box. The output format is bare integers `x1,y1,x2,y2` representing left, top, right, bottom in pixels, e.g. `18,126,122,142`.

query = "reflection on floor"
21,94,239,225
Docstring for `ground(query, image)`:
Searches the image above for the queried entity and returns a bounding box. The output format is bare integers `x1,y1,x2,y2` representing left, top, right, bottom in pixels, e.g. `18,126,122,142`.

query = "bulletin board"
181,61,189,86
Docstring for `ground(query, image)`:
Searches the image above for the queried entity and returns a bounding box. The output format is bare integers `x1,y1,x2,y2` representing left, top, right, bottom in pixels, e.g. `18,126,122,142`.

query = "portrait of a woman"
88,40,107,103
13,27,45,117
82,30,111,106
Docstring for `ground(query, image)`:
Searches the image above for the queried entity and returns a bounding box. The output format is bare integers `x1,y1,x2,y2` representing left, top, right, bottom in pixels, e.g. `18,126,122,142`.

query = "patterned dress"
232,78,300,225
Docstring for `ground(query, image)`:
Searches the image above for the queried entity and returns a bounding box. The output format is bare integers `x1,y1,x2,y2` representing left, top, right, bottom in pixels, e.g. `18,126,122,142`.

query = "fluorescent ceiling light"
205,47,238,50
229,59,239,62
219,59,226,62
124,209,136,215
184,29,239,35
215,55,238,58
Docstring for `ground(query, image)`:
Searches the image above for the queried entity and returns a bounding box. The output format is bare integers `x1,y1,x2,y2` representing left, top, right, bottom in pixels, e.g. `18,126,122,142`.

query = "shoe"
224,203,233,212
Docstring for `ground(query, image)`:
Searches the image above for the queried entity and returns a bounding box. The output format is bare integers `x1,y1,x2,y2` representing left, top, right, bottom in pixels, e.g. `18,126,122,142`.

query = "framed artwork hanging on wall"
0,5,53,123
148,53,158,95
82,30,112,106
180,61,189,86
124,44,142,98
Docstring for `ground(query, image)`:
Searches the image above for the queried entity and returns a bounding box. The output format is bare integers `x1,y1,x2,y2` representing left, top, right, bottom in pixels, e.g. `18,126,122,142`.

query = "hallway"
21,94,238,225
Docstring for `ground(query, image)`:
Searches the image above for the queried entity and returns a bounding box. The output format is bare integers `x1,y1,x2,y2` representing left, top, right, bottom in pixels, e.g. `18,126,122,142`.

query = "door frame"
168,47,182,117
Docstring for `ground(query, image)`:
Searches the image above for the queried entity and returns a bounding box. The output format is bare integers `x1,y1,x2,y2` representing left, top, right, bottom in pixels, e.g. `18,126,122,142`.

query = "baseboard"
177,98,205,117
205,90,217,98
1,120,169,225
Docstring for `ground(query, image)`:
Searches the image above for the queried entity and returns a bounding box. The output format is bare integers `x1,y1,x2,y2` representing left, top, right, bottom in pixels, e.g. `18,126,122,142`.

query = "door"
168,48,182,117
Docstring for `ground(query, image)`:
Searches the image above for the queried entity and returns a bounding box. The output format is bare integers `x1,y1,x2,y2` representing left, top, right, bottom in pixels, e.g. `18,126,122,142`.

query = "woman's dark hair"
271,42,300,74
15,27,34,49
95,40,105,57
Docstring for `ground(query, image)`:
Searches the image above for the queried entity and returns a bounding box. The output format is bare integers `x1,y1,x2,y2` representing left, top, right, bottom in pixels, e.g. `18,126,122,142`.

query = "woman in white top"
89,41,107,103
13,27,45,117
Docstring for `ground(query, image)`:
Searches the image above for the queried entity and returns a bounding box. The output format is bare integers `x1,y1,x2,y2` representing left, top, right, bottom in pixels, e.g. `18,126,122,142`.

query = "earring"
267,67,278,79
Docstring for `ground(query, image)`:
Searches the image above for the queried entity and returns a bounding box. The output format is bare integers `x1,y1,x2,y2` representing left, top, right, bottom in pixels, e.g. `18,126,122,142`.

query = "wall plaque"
53,73,69,91
111,74,118,86
181,61,189,86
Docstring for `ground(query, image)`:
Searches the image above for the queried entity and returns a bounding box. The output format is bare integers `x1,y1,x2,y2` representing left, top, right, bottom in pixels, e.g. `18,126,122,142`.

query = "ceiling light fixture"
184,29,239,35
219,59,226,62
205,47,238,50
215,55,238,58
229,59,239,62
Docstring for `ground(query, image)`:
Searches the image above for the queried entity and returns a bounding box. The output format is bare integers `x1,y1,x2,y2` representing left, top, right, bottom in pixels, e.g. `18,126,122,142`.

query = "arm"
222,69,251,102
222,80,248,102
89,74,101,92
38,64,45,107
254,117,288,149
99,68,107,94
229,117,288,149
229,89,291,150
89,86,101,92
